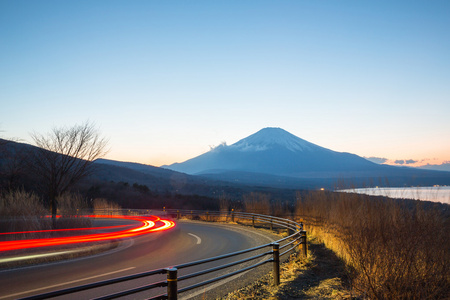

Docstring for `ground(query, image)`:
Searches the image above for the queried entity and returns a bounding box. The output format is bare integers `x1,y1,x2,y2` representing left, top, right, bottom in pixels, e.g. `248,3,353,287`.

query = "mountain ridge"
2,132,449,192
165,127,379,176
164,128,450,188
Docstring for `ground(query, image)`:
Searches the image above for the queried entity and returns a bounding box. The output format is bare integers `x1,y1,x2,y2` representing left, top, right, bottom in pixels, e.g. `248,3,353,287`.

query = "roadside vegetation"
222,236,351,300
218,191,449,299
0,190,47,236
0,190,121,237
294,191,449,299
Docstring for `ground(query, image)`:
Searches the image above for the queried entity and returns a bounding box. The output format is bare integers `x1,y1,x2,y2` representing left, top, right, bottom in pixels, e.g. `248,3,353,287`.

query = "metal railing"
22,209,307,300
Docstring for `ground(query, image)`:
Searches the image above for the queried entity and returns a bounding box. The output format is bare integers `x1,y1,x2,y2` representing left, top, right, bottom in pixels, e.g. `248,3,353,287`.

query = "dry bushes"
0,191,115,232
0,190,46,217
0,190,48,234
57,193,89,216
217,195,233,222
296,191,450,299
55,193,91,229
244,192,271,215
92,198,121,215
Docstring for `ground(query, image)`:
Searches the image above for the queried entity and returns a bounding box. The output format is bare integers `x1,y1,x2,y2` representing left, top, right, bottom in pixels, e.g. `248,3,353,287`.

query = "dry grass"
221,236,352,300
222,191,449,299
295,191,450,299
0,190,46,217
0,191,123,234
57,193,89,216
0,190,48,235
92,198,122,215
56,193,92,229
243,192,271,215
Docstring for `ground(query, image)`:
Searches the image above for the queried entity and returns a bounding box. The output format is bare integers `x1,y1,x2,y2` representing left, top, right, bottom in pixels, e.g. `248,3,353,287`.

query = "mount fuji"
165,128,450,188
166,127,377,176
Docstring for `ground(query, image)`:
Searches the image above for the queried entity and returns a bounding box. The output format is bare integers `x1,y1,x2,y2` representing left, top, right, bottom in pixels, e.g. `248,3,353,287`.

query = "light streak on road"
151,220,176,232
0,215,175,252
0,225,130,236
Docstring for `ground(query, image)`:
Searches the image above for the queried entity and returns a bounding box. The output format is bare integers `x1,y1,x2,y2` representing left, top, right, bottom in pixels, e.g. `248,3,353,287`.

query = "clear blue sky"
1,1,449,166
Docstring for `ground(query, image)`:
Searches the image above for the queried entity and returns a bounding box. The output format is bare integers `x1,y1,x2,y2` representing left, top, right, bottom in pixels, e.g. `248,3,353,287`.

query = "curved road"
0,220,277,299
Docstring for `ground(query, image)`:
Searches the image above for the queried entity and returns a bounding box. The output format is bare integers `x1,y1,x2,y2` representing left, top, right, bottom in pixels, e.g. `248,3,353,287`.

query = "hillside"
0,139,298,206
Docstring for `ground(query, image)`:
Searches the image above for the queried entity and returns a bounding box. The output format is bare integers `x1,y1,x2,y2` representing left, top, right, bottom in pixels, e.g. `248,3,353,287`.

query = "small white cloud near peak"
209,141,228,152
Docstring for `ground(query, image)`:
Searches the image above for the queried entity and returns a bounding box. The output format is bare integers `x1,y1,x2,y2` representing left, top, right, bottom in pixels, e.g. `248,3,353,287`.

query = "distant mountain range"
0,139,278,200
364,157,450,172
163,128,450,188
418,163,450,172
165,128,378,176
2,128,450,193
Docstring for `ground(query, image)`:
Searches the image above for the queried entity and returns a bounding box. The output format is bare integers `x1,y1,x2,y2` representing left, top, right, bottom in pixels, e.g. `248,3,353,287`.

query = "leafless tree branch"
28,121,109,226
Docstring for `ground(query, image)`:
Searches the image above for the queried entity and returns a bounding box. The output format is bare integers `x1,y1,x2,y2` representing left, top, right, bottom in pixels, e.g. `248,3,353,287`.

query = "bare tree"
29,121,108,226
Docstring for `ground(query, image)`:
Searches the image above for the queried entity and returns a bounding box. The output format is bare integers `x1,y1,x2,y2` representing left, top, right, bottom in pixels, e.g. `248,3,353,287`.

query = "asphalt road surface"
0,220,278,299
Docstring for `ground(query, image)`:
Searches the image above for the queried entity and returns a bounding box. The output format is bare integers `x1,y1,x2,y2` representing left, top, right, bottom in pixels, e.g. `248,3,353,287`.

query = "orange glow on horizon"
382,157,449,168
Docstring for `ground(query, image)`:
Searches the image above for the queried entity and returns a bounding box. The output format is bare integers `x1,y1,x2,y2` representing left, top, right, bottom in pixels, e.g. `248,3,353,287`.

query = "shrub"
296,191,450,299
243,192,271,215
57,193,89,216
0,190,48,235
55,193,91,229
93,198,121,215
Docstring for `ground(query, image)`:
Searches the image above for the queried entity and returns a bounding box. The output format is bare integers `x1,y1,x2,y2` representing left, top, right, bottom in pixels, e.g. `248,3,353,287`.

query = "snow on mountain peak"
231,127,319,152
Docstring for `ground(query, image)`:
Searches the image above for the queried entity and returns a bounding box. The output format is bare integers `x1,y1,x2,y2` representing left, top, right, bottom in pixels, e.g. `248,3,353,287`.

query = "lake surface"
340,186,450,204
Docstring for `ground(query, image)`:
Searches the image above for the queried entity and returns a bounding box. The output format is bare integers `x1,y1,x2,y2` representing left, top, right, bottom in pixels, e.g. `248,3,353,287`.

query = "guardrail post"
252,215,255,227
176,210,180,219
231,209,234,222
270,218,273,231
272,243,280,286
167,268,178,300
206,211,209,221
300,230,308,257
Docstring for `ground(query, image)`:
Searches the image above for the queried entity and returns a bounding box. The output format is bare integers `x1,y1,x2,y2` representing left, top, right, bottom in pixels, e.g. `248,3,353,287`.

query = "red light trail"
0,215,175,252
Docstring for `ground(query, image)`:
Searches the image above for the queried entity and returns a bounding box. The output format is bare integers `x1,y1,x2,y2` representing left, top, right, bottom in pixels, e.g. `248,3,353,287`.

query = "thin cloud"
365,157,388,164
382,158,446,167
405,159,417,164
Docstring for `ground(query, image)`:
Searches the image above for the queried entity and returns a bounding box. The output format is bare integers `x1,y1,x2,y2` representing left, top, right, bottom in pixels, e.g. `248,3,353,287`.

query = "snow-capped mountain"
165,127,378,177
164,127,450,188
230,127,326,153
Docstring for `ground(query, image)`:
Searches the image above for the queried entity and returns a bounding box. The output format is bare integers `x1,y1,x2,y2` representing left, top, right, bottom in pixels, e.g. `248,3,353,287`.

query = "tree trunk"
51,197,57,228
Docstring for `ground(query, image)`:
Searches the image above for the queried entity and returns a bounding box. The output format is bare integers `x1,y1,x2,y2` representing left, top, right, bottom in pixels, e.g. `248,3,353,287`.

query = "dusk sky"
1,1,449,167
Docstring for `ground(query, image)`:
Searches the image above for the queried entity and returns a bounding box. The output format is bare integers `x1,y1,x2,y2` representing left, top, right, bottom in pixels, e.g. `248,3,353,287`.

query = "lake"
339,186,450,204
